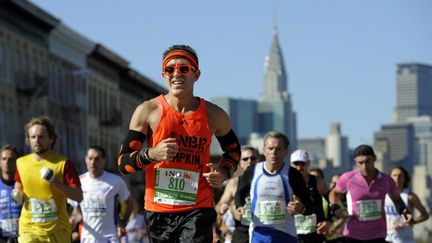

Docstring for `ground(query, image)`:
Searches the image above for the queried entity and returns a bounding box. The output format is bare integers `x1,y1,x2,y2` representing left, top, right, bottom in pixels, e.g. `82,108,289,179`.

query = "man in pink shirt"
329,145,412,242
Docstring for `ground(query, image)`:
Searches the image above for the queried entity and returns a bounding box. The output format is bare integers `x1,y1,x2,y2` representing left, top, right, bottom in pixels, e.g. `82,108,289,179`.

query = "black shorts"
145,208,216,243
0,236,18,243
232,224,248,243
297,233,325,243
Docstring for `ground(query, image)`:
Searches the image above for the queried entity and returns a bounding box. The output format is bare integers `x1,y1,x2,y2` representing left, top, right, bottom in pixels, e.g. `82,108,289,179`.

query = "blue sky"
30,0,432,148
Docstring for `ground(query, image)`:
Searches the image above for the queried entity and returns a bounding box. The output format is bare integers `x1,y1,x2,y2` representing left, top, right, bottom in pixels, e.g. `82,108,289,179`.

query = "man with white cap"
290,149,331,243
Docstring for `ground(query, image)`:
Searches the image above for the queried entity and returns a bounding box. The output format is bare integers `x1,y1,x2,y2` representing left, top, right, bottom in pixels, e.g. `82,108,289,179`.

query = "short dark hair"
163,45,199,65
88,145,107,159
353,144,375,158
241,145,259,157
263,131,290,150
0,144,20,157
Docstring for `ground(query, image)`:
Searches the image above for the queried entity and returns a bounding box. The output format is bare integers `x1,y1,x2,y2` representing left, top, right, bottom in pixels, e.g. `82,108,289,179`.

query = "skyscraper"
325,123,350,171
298,138,326,167
407,116,432,176
210,97,258,145
374,123,415,174
212,25,297,150
395,63,432,123
259,25,297,148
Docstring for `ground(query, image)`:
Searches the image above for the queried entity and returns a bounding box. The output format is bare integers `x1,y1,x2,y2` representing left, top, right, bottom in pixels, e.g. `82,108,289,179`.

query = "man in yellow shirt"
13,116,83,242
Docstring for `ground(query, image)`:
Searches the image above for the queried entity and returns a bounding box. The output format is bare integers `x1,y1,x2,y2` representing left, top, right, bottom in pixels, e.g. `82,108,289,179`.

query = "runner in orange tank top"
117,44,241,243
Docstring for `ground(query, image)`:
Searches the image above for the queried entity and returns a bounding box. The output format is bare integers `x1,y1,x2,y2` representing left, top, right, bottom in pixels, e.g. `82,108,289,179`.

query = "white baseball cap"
290,149,309,163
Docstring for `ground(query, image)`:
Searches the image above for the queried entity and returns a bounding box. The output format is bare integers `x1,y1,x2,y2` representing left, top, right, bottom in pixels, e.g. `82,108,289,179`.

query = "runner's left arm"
409,192,429,225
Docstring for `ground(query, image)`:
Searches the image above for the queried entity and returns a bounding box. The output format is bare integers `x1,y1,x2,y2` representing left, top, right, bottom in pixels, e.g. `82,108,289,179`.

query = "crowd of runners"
0,44,429,243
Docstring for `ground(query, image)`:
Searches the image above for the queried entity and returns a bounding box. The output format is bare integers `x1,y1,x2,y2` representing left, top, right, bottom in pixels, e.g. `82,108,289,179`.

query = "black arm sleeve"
235,164,255,208
117,130,151,175
288,166,312,209
216,129,241,179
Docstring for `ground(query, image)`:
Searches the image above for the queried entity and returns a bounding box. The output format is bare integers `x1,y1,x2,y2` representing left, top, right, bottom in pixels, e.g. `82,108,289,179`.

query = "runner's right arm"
215,178,236,215
117,100,179,175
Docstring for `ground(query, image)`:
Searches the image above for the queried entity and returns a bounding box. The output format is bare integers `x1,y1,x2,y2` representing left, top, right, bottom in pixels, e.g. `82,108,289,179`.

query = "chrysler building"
259,25,297,149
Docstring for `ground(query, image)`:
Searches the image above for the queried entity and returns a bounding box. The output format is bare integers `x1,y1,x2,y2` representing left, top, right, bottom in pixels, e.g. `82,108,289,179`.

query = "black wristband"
138,146,152,165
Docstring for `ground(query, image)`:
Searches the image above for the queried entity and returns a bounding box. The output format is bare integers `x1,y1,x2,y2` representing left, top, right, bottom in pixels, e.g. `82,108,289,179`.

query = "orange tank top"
144,95,213,212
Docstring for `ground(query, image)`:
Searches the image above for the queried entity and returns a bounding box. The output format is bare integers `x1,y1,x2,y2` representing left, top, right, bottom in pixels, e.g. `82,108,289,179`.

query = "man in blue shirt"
0,145,22,243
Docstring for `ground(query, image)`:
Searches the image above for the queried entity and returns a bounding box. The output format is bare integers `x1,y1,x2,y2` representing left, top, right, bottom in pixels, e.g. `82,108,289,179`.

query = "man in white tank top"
235,131,311,243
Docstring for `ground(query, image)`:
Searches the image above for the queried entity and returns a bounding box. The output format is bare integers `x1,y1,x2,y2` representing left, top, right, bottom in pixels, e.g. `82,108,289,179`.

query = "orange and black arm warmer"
117,130,151,175
216,129,241,179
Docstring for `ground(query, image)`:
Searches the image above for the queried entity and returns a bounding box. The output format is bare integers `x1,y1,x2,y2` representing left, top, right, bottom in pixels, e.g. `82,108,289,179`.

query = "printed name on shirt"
169,132,208,166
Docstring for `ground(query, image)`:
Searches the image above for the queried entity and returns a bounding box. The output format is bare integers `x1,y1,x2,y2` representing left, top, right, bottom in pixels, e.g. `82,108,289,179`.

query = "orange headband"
162,50,199,70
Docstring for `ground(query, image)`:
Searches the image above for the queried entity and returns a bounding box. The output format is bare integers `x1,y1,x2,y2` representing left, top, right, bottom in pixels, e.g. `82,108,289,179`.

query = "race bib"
154,168,199,205
29,198,58,222
82,194,107,217
0,218,18,236
295,213,317,234
257,200,286,224
241,197,252,225
357,199,382,221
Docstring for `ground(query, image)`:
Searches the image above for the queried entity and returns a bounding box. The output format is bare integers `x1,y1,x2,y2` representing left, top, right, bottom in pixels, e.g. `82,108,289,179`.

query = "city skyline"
29,0,432,148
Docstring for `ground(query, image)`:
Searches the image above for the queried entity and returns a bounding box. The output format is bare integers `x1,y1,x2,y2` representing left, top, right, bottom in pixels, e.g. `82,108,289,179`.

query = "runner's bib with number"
295,213,317,234
82,194,107,217
357,199,382,221
257,200,286,224
0,218,18,236
29,198,58,222
154,168,199,205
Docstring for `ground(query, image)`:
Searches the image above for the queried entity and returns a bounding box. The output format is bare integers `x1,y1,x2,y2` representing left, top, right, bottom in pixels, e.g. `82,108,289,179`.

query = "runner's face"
240,149,258,170
28,124,53,155
263,137,287,167
310,171,327,195
354,155,375,178
0,149,16,175
390,168,405,188
291,161,309,176
162,58,199,96
85,148,106,178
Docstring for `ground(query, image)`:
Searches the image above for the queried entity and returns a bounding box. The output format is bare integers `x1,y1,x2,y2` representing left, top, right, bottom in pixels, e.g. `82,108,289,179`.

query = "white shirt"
72,171,130,243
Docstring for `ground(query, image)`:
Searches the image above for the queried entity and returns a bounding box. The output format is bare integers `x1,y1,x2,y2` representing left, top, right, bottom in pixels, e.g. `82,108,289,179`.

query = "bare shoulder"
205,101,228,117
129,97,162,133
205,100,232,136
138,98,160,113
